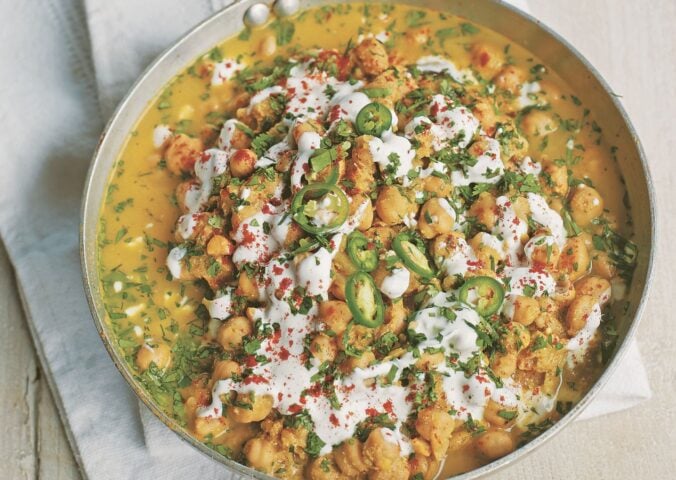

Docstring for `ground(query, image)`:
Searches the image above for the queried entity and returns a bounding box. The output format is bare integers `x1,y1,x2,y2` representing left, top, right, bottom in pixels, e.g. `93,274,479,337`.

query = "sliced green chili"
307,142,350,185
355,102,392,137
458,276,505,317
347,232,378,272
291,183,349,235
392,233,435,279
345,271,384,328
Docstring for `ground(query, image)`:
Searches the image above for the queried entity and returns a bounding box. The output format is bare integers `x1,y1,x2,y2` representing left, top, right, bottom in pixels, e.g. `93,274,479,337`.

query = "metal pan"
80,0,656,478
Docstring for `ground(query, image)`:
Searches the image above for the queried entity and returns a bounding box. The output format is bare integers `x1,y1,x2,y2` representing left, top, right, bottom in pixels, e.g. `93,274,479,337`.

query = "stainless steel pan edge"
80,1,656,478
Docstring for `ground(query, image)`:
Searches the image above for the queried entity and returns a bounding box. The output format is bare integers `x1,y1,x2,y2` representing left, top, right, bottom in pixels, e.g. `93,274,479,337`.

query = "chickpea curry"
98,3,638,479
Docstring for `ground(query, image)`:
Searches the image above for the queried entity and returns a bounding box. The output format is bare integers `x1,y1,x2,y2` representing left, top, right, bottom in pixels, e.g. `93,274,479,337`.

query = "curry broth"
98,3,631,478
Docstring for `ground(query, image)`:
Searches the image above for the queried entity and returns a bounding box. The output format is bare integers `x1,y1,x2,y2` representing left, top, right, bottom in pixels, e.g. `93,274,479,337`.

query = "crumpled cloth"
0,0,650,479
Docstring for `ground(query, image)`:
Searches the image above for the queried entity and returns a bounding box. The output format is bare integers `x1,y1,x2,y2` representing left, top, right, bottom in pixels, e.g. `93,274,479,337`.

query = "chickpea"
493,65,526,95
193,416,228,439
310,333,338,363
217,316,252,351
212,359,240,381
282,222,305,248
558,236,590,282
412,437,432,457
334,439,369,476
369,459,409,480
341,324,374,352
498,125,529,160
275,149,295,173
541,161,569,197
375,186,417,226
569,185,604,227
509,322,531,352
419,175,453,198
409,453,433,479
319,300,353,335
381,300,407,335
136,342,171,372
258,34,277,57
469,233,503,270
491,352,517,377
244,437,276,472
230,393,274,423
418,198,455,239
363,428,403,470
292,119,324,145
512,196,531,222
511,295,539,326
352,37,389,76
368,66,416,104
307,456,342,480
238,97,280,131
165,133,203,175
416,352,445,371
236,271,260,301
206,235,234,256
230,149,257,178
554,278,576,307
575,276,611,303
470,42,505,78
415,407,457,459
329,272,347,301
484,399,517,427
341,350,375,373
526,236,560,269
333,249,358,276
432,233,466,276
475,430,514,460
347,135,376,195
280,426,308,451
472,98,502,136
565,294,597,336
468,192,498,230
520,110,557,137
365,226,397,250
228,122,252,149
176,180,199,213
591,251,616,279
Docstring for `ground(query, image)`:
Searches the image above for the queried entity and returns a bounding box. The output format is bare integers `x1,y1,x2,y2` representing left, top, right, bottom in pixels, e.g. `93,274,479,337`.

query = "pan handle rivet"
244,3,270,27
274,0,300,17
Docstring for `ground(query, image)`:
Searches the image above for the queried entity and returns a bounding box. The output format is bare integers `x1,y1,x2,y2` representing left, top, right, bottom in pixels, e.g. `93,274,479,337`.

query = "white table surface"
2,0,675,478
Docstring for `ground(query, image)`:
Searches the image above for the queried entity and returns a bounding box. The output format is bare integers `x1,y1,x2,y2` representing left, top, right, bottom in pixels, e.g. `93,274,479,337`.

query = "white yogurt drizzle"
211,58,244,86
415,55,474,84
518,81,542,109
152,124,172,149
379,268,410,299
451,136,504,187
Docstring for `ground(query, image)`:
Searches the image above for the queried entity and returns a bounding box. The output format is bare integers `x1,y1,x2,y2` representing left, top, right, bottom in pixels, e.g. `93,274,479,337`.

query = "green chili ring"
305,164,339,199
345,271,385,328
306,142,350,194
458,276,505,317
355,102,392,137
346,232,378,272
291,183,349,235
392,233,435,279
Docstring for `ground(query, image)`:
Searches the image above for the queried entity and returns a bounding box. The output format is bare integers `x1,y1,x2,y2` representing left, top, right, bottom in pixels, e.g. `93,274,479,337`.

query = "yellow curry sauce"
97,4,637,479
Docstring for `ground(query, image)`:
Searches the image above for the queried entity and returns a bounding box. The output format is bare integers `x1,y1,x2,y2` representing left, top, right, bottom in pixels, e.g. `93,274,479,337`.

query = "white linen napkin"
0,0,650,479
